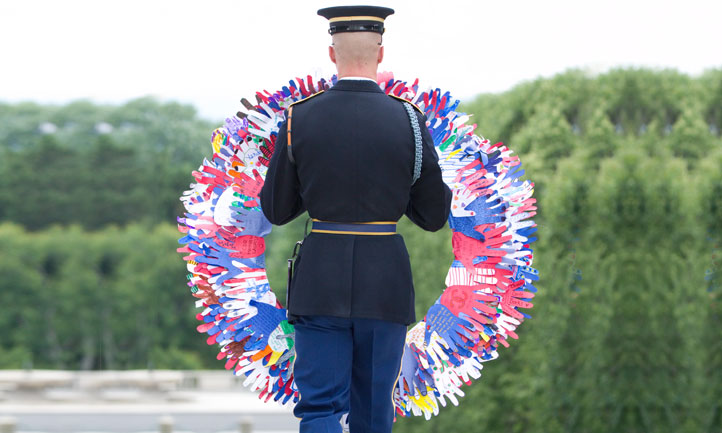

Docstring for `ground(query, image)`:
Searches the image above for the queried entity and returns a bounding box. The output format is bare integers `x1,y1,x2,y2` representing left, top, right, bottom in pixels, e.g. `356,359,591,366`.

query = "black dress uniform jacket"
260,79,452,325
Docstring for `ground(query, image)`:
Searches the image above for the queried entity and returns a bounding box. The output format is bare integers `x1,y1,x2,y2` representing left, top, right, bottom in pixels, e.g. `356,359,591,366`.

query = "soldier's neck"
336,67,378,81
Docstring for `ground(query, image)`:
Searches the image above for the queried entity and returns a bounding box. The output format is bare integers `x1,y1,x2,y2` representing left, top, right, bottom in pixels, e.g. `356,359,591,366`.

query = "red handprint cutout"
194,165,234,186
452,231,508,272
453,160,495,195
233,169,264,199
440,284,498,329
493,279,534,320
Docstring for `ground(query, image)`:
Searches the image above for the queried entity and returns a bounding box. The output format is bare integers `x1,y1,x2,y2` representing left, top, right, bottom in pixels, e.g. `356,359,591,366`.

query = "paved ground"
1,414,296,433
0,391,299,433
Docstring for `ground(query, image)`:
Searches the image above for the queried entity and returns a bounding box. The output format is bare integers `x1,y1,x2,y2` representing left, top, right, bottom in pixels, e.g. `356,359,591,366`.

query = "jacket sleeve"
404,110,452,232
259,117,306,225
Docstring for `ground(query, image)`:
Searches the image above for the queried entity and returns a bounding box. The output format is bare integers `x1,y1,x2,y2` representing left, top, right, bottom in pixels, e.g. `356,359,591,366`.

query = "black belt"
310,219,397,235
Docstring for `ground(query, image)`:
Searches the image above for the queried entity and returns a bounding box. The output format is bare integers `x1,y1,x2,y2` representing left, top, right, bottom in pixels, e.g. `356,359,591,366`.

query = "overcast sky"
1,0,720,121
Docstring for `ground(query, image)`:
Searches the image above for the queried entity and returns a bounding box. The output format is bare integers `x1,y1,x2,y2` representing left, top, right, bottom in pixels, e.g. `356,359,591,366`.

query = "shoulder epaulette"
388,94,423,114
288,90,325,108
286,90,325,165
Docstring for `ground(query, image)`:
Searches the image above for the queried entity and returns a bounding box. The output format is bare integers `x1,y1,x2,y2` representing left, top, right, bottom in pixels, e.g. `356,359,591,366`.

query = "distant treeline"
0,97,215,229
1,68,721,433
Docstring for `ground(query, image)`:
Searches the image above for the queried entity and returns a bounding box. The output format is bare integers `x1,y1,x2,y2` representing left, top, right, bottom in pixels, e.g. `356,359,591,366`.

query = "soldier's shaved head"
329,32,384,79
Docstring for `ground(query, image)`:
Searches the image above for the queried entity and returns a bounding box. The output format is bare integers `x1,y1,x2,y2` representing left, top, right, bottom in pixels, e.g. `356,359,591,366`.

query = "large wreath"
177,73,538,420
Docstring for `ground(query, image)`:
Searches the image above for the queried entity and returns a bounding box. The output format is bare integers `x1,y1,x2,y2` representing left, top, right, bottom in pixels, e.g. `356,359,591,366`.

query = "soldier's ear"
378,45,384,64
329,45,337,64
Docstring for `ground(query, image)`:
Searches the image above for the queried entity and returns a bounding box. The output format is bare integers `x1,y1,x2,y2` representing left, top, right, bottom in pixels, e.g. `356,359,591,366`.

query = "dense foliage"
0,98,215,229
1,68,721,432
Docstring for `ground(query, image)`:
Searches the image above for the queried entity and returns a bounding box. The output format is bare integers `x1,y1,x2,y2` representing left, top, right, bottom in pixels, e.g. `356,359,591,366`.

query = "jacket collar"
329,79,384,93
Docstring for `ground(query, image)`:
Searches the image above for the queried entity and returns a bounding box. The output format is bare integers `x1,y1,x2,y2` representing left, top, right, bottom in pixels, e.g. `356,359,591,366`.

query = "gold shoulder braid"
388,94,423,113
286,90,325,164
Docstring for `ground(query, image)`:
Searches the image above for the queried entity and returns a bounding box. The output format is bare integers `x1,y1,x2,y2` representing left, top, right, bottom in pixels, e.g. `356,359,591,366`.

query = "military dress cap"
317,5,395,35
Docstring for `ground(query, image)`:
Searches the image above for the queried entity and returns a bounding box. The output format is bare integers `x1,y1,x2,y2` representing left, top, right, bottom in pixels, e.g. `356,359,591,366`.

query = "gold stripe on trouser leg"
390,348,404,410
